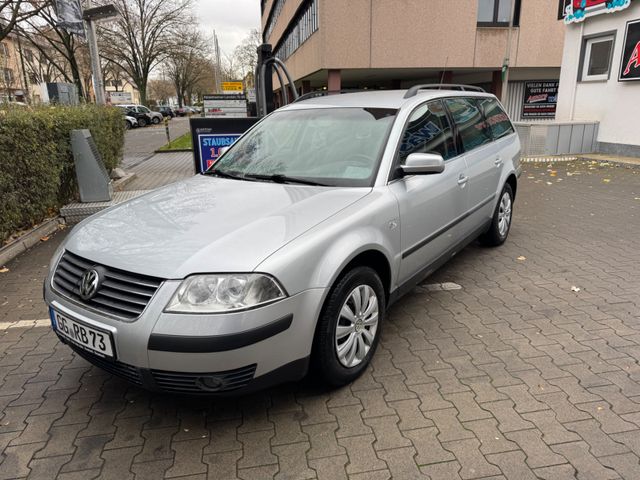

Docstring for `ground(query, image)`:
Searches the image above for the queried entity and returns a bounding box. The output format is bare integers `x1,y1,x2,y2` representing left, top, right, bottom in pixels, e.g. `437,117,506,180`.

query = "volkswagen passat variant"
44,86,521,394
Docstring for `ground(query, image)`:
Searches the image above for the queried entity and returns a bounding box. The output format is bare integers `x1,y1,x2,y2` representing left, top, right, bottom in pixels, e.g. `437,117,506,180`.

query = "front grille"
151,364,257,393
53,251,163,320
68,342,143,385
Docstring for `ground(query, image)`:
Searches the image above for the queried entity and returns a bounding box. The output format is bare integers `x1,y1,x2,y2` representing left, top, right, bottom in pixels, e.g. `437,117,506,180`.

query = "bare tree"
18,0,89,99
98,0,193,104
147,77,172,104
163,28,211,107
233,28,260,79
0,0,44,42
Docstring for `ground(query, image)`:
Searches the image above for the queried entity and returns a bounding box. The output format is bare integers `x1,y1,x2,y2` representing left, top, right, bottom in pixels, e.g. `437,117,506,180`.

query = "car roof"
281,89,496,111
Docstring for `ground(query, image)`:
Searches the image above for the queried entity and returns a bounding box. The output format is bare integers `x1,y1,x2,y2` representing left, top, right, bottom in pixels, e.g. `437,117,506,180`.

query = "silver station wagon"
44,86,521,394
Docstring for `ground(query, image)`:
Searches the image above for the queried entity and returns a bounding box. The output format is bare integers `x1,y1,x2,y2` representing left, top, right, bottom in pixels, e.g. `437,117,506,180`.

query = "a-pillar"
491,70,502,99
328,69,341,92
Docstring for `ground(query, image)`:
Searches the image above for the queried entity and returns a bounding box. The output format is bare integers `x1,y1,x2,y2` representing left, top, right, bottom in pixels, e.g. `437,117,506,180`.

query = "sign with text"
559,0,631,24
189,117,259,174
197,134,242,171
522,81,559,119
221,81,244,92
203,93,247,118
619,19,640,81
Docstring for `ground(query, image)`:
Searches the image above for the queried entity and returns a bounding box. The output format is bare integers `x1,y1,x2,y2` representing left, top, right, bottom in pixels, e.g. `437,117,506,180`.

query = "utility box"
71,129,112,203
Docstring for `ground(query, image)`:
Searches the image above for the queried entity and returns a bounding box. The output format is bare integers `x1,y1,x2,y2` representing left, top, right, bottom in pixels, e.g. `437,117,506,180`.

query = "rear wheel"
137,117,147,127
312,267,384,387
480,183,513,247
152,116,160,125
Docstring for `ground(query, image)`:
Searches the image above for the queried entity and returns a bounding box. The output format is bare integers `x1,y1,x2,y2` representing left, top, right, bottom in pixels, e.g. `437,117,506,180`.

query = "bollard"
164,116,171,144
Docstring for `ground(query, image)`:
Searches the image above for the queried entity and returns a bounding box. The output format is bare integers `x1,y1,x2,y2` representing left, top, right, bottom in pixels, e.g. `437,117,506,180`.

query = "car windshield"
209,107,397,187
139,106,150,113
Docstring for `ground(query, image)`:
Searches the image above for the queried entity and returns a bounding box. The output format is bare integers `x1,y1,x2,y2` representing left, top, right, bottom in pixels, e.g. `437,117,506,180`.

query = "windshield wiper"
244,173,329,186
204,168,248,181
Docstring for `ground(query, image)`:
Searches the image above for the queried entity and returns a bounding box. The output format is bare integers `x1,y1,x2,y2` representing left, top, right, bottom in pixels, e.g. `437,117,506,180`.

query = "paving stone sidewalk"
1,159,640,479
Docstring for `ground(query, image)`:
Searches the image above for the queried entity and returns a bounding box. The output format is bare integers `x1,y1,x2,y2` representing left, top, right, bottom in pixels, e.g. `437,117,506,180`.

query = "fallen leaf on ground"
571,286,581,292
517,256,526,261
603,179,611,183
550,171,557,177
40,236,49,242
0,267,8,273
546,182,553,185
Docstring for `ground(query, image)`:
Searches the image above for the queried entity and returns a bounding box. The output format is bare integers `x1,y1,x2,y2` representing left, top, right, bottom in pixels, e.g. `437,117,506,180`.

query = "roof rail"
293,89,369,103
403,84,486,99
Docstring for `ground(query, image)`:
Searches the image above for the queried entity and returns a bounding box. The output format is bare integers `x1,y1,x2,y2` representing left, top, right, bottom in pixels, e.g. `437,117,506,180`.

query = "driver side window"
399,100,457,163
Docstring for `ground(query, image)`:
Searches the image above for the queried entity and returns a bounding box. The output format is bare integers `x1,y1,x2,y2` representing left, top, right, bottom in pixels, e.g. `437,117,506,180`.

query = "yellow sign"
222,82,243,92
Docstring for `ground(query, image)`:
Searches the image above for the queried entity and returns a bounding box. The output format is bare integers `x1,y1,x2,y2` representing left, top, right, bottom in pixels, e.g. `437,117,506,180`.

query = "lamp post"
83,2,117,105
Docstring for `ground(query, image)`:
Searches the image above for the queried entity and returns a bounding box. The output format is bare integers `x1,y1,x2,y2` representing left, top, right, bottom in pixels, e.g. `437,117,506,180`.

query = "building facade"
0,33,43,103
261,0,566,120
556,0,640,156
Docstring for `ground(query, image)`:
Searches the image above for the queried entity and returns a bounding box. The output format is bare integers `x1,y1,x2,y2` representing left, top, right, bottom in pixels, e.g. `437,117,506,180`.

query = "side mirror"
400,153,445,175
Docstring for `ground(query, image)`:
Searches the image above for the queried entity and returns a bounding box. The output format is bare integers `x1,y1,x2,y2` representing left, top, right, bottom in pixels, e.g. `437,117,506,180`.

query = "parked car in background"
44,86,520,394
158,106,175,118
124,115,138,130
120,104,163,124
116,106,152,127
174,106,192,117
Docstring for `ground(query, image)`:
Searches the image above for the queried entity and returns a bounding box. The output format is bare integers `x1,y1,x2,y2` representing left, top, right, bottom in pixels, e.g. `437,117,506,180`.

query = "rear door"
443,97,499,234
389,99,469,286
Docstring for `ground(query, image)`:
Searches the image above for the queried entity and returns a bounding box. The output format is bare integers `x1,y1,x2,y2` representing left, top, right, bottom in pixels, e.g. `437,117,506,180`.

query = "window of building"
444,98,492,152
580,34,615,82
264,0,287,42
477,0,521,27
399,100,458,162
24,48,33,62
0,43,8,58
477,98,514,139
273,0,318,60
2,68,14,85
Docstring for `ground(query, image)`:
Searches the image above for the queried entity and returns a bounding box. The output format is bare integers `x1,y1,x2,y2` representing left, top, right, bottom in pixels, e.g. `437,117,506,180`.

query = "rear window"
444,97,492,152
478,98,514,139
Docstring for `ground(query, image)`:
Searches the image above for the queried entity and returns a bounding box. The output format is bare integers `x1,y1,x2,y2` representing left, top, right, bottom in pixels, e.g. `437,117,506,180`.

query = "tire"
480,183,514,247
152,116,160,125
312,266,385,387
137,118,147,127
124,121,131,130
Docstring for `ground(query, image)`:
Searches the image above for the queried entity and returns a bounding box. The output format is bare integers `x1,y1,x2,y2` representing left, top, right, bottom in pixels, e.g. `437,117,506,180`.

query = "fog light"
196,376,225,391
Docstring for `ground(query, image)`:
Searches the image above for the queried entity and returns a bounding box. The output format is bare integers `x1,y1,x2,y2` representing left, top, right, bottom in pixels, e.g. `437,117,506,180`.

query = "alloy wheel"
335,284,379,368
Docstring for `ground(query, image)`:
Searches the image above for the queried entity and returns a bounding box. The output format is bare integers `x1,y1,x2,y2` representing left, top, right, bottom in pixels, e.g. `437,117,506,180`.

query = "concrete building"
556,0,640,156
0,32,44,103
262,0,566,120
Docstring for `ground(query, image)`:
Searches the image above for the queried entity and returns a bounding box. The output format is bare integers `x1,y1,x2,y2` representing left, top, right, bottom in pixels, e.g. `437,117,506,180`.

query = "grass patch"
158,132,192,151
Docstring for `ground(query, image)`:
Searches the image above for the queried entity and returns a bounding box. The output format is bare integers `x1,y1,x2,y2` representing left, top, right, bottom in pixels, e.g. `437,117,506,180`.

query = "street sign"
222,81,244,92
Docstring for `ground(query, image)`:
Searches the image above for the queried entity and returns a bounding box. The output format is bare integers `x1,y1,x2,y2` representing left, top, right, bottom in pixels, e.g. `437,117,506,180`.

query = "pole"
84,0,106,104
15,33,30,104
501,0,516,105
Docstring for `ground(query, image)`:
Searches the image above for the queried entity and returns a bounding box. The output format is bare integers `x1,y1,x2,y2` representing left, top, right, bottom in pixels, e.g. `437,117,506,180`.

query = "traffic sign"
222,81,243,92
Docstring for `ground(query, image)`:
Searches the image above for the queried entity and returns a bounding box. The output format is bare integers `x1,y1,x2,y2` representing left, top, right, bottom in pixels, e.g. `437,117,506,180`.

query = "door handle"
494,157,503,167
457,174,469,186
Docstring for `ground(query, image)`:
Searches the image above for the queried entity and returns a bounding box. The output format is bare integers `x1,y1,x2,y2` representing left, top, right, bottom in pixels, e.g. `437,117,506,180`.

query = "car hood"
65,175,370,279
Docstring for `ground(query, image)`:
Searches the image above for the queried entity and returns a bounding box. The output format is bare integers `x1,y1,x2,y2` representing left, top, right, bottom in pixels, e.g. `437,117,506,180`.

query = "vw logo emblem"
79,269,100,300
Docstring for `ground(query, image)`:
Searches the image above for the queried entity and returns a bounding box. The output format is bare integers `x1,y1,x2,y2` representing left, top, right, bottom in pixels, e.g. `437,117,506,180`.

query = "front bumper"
44,276,326,394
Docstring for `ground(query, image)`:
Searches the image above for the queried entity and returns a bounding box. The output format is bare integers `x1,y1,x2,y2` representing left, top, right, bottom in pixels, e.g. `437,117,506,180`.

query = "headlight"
165,274,287,313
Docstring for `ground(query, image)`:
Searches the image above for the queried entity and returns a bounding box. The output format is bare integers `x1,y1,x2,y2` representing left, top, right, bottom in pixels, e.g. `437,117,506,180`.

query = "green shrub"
0,104,124,243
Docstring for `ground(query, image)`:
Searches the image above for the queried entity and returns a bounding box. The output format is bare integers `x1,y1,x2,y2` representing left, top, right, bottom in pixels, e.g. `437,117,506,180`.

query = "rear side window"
399,100,457,162
478,98,514,139
444,97,492,152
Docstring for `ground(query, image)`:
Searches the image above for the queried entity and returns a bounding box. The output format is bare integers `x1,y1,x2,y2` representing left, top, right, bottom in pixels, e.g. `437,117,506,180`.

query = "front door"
389,99,469,286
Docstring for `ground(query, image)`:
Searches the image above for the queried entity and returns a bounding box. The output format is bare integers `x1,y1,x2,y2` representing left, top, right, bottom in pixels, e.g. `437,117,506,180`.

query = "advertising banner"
522,81,559,119
55,0,85,36
198,134,242,171
559,0,631,24
108,91,133,104
619,19,640,81
203,93,247,118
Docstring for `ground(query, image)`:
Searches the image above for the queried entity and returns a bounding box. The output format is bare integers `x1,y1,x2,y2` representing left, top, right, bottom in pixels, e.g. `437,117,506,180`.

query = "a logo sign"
560,0,632,24
198,134,242,171
203,93,247,118
620,19,640,81
79,269,100,300
522,81,559,119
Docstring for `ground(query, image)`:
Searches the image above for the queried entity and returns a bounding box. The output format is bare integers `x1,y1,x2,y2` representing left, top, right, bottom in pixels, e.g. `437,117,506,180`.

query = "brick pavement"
1,159,640,479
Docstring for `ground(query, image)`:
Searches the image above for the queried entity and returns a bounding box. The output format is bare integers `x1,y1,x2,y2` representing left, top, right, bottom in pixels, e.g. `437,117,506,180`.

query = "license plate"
51,310,115,358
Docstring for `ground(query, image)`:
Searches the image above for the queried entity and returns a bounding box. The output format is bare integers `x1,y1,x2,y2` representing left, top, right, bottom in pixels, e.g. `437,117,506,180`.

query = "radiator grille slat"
52,251,163,320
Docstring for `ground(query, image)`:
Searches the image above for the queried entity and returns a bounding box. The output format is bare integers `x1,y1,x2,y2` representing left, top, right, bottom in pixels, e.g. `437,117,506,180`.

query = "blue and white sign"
198,134,241,172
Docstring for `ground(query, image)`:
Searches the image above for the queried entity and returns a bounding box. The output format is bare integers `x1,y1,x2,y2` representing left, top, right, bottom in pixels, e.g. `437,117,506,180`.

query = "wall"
556,3,640,148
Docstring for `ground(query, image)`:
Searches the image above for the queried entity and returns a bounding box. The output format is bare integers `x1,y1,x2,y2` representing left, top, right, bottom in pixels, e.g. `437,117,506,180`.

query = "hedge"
0,104,124,244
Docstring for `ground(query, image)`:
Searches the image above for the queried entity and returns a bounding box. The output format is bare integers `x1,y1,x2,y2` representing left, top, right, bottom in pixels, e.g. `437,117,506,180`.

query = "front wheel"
152,117,160,124
312,266,384,387
137,118,147,127
480,183,513,247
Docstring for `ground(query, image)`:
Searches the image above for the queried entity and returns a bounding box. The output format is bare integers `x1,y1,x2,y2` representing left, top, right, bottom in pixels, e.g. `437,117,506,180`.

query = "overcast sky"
194,0,262,55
